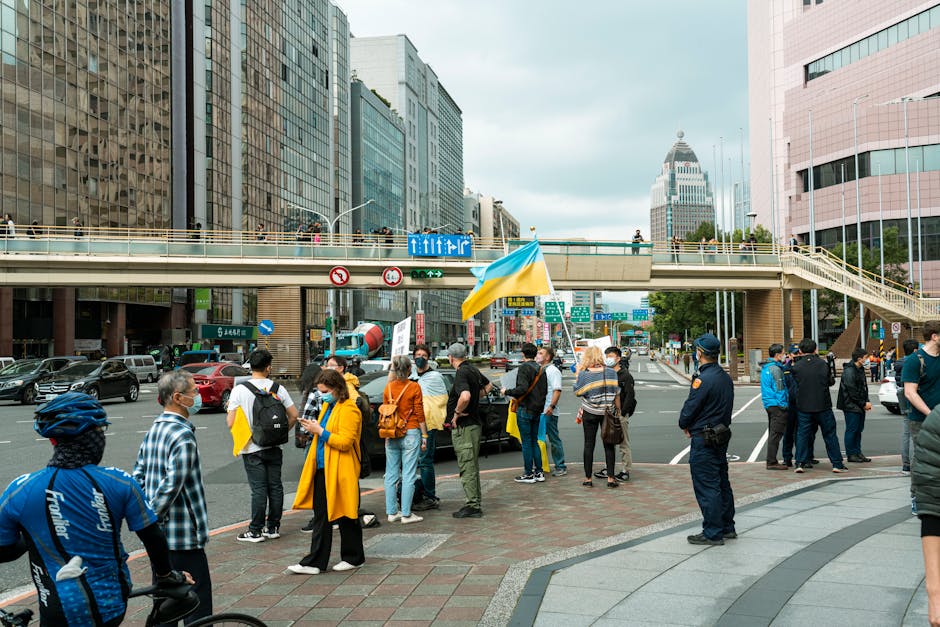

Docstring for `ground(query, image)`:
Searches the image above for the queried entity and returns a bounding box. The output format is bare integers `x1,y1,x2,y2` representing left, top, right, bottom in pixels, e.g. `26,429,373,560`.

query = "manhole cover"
364,533,452,559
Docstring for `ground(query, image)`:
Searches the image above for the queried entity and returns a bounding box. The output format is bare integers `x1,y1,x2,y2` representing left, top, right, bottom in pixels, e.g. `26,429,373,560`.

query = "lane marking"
747,428,770,463
669,391,763,465
0,441,10,444
15,420,32,424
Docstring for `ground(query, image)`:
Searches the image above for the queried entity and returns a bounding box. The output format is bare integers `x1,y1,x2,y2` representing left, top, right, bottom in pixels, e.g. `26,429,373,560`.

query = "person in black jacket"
502,343,548,483
594,346,636,482
790,338,848,474
837,348,873,463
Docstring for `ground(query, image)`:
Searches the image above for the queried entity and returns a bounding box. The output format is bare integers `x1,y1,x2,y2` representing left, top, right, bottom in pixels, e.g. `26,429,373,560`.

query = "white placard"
587,336,612,351
391,317,411,357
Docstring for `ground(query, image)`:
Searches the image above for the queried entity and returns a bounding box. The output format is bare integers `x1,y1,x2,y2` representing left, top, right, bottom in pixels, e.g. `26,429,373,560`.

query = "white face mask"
604,357,617,367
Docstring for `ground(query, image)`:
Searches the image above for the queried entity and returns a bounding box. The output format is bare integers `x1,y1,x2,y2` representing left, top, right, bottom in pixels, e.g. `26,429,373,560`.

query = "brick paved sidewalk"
102,457,905,626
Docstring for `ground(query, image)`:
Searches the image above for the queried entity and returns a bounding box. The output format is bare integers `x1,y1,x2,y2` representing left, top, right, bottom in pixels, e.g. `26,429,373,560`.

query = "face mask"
321,392,335,404
534,354,544,365
182,391,202,415
414,356,428,369
604,357,617,367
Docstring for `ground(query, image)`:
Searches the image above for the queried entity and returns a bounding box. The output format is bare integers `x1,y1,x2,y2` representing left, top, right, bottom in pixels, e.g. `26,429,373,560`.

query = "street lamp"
286,199,375,356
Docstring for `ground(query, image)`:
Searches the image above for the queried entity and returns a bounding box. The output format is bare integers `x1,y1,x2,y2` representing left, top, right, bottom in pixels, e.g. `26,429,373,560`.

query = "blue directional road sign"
593,313,613,321
632,309,649,321
502,308,516,317
407,233,473,258
520,308,536,316
258,319,275,336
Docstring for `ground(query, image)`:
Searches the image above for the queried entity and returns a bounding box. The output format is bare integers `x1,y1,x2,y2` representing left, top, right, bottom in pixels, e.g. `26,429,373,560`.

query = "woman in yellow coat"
288,369,364,575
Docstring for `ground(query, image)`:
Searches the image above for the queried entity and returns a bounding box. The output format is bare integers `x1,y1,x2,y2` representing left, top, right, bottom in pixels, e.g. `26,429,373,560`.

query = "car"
878,372,901,414
489,352,509,369
0,358,14,370
35,359,139,403
359,359,392,373
181,362,250,410
505,352,524,371
176,350,222,368
480,352,493,360
114,354,160,383
356,370,512,459
637,347,649,356
0,356,87,404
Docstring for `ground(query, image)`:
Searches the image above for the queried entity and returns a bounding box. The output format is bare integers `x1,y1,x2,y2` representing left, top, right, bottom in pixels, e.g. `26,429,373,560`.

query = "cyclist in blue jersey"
0,393,192,626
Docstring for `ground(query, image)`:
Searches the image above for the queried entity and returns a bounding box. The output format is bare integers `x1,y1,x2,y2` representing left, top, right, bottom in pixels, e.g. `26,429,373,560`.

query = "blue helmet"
34,392,109,438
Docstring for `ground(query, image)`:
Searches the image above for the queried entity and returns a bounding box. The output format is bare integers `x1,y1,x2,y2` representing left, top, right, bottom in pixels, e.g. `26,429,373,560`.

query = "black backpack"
241,381,290,447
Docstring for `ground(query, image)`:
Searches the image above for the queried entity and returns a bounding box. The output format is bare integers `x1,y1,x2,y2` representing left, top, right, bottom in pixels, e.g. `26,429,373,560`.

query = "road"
0,359,904,595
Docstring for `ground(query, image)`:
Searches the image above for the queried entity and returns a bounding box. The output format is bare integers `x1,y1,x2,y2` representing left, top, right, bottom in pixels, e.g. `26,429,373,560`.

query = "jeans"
542,412,566,471
765,406,788,465
581,411,615,479
384,429,422,516
689,435,735,541
843,411,865,456
516,407,542,475
299,469,364,570
242,447,284,532
452,424,482,508
796,409,843,467
417,429,438,499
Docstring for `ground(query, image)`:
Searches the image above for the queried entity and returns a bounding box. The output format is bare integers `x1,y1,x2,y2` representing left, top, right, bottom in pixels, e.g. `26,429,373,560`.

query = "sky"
336,0,749,307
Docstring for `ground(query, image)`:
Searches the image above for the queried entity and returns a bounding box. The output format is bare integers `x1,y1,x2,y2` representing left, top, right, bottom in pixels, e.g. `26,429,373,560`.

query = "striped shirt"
132,412,209,550
574,367,620,415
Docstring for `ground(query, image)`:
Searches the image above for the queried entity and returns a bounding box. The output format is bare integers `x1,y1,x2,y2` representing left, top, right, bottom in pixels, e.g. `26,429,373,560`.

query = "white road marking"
196,426,208,430
15,420,32,424
669,392,763,465
747,427,770,463
659,410,679,414
0,441,10,444
140,390,152,394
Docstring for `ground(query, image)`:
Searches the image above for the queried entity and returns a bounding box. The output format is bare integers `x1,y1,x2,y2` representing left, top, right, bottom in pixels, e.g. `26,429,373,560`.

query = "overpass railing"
529,239,782,267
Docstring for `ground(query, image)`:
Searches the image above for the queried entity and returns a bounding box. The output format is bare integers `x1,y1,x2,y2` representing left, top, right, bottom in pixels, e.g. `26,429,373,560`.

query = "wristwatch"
550,405,556,410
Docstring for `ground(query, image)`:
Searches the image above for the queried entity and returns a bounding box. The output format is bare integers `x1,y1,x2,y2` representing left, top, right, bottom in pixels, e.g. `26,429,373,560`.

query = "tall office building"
748,0,940,291
0,0,176,357
649,132,715,242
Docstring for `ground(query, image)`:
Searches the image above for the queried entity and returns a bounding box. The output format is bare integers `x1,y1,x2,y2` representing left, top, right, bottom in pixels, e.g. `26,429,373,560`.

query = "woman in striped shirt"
574,346,622,488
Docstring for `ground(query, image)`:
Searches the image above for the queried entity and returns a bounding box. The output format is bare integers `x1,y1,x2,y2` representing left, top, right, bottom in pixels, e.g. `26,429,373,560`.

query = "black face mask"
415,357,429,369
49,428,106,469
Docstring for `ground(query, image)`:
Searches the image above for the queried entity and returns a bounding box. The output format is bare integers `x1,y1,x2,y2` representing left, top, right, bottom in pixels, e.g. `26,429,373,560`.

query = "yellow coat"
292,398,362,521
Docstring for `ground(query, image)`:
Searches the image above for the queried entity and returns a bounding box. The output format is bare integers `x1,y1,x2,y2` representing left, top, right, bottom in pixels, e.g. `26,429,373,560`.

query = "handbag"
508,364,544,413
601,408,624,445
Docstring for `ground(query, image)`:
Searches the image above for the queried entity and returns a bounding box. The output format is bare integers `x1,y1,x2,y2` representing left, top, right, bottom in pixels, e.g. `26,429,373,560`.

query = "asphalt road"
0,360,904,596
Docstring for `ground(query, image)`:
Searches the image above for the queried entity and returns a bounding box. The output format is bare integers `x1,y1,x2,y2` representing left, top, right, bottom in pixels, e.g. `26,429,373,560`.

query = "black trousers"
582,411,616,479
299,469,364,571
765,406,788,464
242,447,284,532
152,548,213,626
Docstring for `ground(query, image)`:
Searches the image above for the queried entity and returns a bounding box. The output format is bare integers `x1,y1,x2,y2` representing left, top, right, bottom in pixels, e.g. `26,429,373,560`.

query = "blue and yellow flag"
461,240,551,320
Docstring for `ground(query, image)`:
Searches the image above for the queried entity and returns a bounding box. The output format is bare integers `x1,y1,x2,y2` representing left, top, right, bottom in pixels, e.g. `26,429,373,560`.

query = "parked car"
359,359,392,373
35,359,139,403
0,358,14,370
356,370,512,459
181,362,249,410
489,352,509,369
878,372,901,414
0,356,87,404
114,355,159,383
505,352,524,371
177,350,222,368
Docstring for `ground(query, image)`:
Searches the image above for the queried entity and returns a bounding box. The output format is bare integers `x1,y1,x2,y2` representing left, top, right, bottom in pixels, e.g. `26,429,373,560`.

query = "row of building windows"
799,143,940,192
806,4,940,81
814,217,940,264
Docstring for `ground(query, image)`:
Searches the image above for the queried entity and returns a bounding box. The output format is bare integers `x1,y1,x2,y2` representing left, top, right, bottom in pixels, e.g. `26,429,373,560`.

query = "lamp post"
288,199,375,356
903,97,914,282
808,109,819,341
853,94,869,349
840,165,849,331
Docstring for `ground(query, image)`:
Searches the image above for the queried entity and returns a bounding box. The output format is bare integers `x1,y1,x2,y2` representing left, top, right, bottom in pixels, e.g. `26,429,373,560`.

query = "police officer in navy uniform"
679,333,736,546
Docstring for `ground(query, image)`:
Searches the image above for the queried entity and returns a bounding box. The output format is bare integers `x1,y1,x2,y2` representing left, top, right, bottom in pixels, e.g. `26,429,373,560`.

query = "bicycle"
0,583,267,627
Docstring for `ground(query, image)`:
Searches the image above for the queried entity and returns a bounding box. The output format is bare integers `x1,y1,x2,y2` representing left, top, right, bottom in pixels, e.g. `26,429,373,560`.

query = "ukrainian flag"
462,240,551,320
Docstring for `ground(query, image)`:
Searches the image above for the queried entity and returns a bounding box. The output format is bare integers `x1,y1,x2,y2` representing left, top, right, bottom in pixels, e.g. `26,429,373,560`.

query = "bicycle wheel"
187,613,268,627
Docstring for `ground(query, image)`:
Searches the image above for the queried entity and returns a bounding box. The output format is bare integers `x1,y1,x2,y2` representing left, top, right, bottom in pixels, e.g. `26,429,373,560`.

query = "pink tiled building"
748,0,940,293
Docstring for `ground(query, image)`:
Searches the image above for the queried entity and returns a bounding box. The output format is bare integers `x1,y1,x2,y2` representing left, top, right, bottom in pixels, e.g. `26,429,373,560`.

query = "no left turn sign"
329,266,350,286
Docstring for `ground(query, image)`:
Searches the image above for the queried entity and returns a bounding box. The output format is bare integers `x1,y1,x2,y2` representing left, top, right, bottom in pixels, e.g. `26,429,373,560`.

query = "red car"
489,352,509,369
181,362,249,410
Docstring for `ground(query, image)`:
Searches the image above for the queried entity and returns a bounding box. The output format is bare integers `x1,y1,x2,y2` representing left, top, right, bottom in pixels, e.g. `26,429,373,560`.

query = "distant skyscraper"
649,132,715,242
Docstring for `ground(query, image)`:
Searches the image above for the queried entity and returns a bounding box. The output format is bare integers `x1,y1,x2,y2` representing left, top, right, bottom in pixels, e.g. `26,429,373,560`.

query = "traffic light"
869,321,880,338
410,269,444,279
325,316,332,332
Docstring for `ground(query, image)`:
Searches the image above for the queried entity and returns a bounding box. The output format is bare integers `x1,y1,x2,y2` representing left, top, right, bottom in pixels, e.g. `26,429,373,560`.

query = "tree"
648,291,719,345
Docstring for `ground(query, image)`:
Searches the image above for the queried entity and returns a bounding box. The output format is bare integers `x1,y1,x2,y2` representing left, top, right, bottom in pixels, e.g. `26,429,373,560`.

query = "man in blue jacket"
761,343,790,470
679,333,735,546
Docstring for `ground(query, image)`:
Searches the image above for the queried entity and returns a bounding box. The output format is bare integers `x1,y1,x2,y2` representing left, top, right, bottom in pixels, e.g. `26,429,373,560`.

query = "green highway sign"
609,311,631,320
544,301,565,322
632,308,649,321
201,324,256,340
411,269,444,279
570,306,591,323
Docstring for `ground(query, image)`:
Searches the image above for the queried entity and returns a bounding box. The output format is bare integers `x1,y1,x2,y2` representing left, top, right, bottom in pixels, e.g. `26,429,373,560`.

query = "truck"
323,322,386,359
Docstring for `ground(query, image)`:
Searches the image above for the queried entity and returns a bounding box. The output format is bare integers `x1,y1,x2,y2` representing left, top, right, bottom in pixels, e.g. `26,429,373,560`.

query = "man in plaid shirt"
133,370,212,623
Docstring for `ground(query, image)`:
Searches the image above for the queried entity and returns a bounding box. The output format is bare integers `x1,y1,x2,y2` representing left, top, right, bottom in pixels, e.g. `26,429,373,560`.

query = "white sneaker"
401,513,423,524
388,512,402,522
287,564,320,575
332,561,361,572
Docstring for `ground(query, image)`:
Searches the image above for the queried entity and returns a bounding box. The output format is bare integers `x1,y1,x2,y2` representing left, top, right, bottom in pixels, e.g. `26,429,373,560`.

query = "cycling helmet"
34,392,109,438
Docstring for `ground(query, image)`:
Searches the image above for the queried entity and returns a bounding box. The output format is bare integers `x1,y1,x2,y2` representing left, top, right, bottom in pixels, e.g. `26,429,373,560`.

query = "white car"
878,373,901,414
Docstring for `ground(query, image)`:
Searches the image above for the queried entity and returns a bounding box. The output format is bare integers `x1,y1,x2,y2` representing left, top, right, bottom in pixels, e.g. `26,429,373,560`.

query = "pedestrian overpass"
0,227,932,324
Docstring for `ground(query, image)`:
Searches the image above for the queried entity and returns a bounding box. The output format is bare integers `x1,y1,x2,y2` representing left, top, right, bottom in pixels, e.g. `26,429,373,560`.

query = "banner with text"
391,317,411,357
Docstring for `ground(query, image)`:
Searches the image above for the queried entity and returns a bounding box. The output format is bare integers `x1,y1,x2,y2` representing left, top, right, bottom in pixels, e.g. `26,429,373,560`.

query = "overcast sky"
338,0,749,243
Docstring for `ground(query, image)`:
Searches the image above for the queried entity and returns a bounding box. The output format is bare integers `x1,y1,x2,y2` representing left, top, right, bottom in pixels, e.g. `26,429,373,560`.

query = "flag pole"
540,244,578,366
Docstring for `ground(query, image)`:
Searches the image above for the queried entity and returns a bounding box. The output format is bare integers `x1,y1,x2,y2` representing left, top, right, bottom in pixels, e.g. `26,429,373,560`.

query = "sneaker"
400,513,423,524
860,455,872,462
723,531,738,539
514,474,536,484
811,458,820,465
551,467,568,477
412,497,440,512
332,561,361,572
301,519,315,533
902,465,911,476
286,564,319,575
766,464,789,470
534,472,546,482
615,471,630,482
832,466,849,474
388,512,402,523
262,525,280,539
594,468,609,479
794,465,805,474
846,454,865,463
237,530,266,543
687,533,724,546
452,506,483,518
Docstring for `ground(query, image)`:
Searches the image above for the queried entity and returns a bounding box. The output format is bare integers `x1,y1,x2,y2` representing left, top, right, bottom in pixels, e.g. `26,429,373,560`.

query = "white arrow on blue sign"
258,319,275,336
